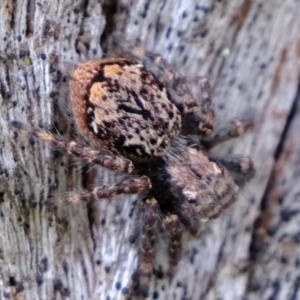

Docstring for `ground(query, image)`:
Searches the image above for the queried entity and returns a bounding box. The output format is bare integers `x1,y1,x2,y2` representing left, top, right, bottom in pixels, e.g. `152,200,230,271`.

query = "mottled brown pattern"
77,176,151,203
70,58,181,162
13,51,255,298
165,214,183,275
167,147,238,223
129,48,215,135
133,198,160,297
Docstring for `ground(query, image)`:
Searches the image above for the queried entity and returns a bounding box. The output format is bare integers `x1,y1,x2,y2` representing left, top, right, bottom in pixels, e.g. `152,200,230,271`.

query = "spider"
13,48,255,297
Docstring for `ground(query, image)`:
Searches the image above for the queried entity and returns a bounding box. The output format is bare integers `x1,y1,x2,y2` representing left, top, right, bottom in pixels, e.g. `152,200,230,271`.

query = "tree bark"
0,0,300,299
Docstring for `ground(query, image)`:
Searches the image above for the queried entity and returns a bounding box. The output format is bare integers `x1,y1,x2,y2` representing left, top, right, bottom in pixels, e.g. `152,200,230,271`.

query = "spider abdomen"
70,58,181,162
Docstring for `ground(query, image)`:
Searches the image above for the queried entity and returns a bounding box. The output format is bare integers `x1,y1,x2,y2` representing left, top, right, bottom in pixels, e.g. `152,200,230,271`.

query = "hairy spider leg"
11,121,134,173
165,214,183,276
67,176,151,203
131,204,183,297
202,118,254,148
132,198,161,298
219,155,255,187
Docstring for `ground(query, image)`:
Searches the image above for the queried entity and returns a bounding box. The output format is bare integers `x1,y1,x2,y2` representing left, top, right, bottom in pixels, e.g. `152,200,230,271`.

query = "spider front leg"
66,176,151,204
219,155,255,187
202,118,254,149
183,76,215,135
11,121,133,173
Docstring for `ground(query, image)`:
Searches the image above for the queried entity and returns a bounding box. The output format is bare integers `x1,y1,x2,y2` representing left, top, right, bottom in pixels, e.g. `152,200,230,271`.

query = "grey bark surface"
0,0,300,299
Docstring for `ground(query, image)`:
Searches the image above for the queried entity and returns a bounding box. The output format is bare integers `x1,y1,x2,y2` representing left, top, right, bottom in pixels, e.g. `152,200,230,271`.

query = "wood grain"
0,0,299,299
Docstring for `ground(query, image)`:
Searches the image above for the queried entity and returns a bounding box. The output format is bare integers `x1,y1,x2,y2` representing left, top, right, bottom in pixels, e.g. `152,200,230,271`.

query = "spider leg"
132,198,160,297
183,76,215,135
164,214,183,276
219,155,255,187
176,202,202,236
202,118,254,149
11,121,134,173
65,176,151,203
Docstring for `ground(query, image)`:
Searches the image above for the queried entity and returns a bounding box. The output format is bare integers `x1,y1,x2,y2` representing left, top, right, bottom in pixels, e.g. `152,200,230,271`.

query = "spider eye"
187,197,197,204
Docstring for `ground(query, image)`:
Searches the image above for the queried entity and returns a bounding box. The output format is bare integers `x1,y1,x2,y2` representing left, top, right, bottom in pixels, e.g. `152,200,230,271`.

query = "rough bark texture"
0,0,300,299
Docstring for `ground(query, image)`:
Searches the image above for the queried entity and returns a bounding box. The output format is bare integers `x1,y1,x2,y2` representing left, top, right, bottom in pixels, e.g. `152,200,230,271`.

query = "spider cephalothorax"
13,48,255,297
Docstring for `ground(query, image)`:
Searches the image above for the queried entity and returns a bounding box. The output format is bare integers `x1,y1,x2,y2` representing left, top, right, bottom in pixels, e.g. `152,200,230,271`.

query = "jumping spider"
13,48,255,297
